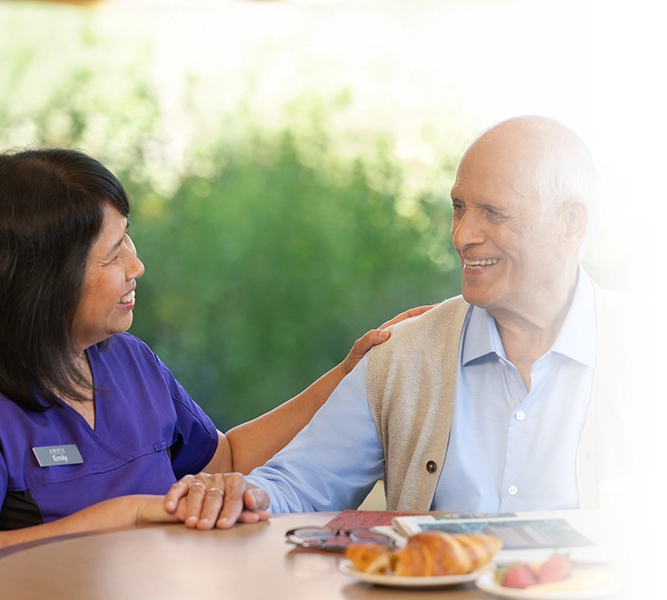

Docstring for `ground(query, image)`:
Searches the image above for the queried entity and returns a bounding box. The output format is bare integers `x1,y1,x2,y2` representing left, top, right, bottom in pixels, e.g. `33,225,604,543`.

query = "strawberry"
537,555,572,584
501,564,538,588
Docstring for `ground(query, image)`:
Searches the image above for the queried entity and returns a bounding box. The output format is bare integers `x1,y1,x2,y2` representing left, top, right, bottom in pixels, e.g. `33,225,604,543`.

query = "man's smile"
463,258,499,270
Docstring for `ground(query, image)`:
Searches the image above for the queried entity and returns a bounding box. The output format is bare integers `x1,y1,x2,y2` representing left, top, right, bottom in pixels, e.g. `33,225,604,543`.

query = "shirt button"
498,358,507,366
508,485,518,496
515,410,526,421
426,460,438,474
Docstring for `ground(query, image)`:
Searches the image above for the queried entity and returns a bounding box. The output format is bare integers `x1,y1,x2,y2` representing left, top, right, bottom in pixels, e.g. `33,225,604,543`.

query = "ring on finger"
207,487,224,497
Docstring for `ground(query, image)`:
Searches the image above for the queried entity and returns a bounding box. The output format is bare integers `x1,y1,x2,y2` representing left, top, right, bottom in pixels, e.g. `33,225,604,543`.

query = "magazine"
376,510,608,565
391,514,594,550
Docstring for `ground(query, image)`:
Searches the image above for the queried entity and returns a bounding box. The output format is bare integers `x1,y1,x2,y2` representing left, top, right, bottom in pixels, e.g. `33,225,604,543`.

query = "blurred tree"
127,132,461,428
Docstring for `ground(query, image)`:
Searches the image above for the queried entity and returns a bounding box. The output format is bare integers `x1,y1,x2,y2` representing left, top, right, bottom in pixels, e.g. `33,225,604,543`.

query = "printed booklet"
371,510,607,565
391,513,593,549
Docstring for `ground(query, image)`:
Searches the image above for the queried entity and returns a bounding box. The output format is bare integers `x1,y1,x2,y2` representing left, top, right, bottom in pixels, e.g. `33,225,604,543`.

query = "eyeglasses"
285,526,396,552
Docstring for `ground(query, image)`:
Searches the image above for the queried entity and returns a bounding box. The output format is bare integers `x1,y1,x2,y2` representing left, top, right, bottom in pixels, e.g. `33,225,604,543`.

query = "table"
0,511,622,600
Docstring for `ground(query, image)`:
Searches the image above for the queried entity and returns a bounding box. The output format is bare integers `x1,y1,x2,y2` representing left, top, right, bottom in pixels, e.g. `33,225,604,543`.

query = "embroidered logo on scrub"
32,445,83,467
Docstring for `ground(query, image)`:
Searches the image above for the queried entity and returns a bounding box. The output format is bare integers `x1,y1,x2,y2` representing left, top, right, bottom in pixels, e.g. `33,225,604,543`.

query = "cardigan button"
425,460,437,474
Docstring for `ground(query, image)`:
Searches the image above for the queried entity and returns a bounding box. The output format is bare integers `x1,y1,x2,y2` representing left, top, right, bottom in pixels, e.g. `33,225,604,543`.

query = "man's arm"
161,345,384,528
162,307,432,526
226,306,433,474
245,353,384,513
163,354,383,527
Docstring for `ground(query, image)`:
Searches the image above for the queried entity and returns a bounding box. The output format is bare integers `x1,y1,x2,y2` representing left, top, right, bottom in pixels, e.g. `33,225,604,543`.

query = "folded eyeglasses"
285,526,396,552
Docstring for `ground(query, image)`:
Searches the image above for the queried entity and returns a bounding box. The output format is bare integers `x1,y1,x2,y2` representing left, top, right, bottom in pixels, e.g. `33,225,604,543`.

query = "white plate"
339,559,490,588
475,570,620,599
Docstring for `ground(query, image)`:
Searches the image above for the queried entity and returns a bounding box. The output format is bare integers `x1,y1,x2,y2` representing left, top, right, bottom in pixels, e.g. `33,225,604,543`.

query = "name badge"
32,444,84,467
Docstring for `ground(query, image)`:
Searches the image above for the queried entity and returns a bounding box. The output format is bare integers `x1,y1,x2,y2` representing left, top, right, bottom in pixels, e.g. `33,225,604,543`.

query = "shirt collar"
550,265,596,367
461,265,596,367
461,306,501,365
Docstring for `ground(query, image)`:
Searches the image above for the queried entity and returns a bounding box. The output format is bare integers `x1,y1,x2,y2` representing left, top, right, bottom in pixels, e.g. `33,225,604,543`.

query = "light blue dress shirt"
247,270,596,513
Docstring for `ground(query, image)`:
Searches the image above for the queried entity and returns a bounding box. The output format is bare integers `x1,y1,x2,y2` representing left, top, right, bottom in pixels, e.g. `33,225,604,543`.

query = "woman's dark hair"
0,148,130,410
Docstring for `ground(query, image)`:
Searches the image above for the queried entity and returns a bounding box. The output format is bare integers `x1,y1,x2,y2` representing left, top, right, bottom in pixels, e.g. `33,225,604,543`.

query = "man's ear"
558,198,588,258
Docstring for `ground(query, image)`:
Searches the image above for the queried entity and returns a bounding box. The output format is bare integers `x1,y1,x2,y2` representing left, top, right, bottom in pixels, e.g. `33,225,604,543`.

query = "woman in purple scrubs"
0,148,428,549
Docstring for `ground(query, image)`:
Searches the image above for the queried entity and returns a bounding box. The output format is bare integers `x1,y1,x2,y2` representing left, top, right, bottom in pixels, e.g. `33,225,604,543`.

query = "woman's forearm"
0,495,176,550
226,363,348,475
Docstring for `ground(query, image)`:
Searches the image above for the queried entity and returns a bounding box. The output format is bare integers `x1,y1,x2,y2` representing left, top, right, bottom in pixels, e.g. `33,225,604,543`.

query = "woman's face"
72,204,144,353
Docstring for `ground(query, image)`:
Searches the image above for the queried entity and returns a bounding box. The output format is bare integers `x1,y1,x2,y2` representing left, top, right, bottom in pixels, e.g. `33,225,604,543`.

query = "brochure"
391,514,594,550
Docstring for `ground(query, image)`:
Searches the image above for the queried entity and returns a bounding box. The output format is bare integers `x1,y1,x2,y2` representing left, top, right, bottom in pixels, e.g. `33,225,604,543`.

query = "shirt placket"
498,356,534,512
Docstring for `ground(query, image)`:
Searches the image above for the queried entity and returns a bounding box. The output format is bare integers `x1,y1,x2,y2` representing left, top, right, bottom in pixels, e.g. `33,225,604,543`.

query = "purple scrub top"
0,333,219,529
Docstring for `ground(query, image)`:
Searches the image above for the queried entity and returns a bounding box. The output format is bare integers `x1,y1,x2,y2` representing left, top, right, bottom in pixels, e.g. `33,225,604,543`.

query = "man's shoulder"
372,296,470,360
388,296,469,333
592,284,640,323
592,284,643,371
593,283,634,304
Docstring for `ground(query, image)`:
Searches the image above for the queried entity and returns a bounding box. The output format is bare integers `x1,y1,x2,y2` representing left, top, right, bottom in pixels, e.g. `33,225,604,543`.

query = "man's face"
450,140,567,321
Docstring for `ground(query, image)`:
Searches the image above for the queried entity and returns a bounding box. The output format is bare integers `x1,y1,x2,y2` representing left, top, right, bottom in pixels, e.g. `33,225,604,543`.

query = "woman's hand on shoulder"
340,304,437,375
164,472,270,529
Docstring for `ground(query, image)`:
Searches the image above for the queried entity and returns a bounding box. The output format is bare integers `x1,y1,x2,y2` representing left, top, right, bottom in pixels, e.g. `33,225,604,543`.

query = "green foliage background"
128,135,461,427
0,45,462,430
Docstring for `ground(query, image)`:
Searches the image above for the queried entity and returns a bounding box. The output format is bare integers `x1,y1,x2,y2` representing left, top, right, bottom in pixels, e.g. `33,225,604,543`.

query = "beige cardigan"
366,288,637,512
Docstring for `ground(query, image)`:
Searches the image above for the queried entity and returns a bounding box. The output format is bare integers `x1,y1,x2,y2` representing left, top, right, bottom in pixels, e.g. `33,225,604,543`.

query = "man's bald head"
462,116,599,247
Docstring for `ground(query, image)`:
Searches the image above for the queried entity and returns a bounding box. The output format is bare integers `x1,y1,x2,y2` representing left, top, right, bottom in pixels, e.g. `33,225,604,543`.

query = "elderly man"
167,116,636,523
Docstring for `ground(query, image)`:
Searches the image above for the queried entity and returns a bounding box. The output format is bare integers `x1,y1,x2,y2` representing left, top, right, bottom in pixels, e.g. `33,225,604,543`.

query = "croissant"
454,533,504,571
344,543,393,575
345,532,502,577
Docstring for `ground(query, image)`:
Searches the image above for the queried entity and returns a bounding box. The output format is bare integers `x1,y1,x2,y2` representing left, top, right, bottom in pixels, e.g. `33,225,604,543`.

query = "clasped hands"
163,472,270,529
